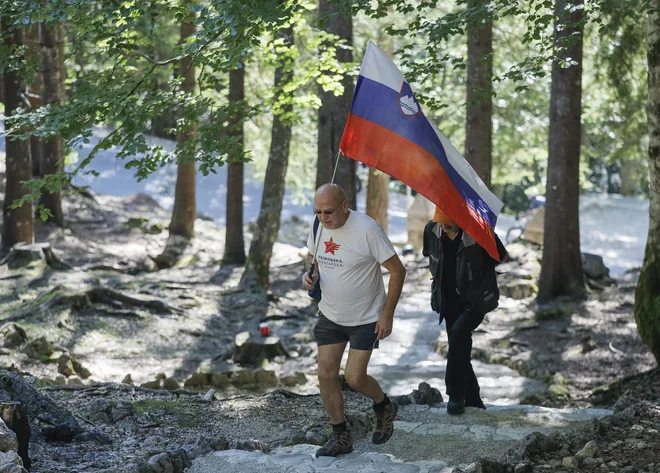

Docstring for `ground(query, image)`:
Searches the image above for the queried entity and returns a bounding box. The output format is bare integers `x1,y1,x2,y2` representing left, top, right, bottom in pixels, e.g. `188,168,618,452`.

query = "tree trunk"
316,0,356,209
465,0,493,188
635,7,660,364
537,0,585,303
619,159,638,196
242,26,294,288
222,67,246,265
2,22,34,248
39,21,65,226
168,7,197,241
366,168,389,232
25,23,42,177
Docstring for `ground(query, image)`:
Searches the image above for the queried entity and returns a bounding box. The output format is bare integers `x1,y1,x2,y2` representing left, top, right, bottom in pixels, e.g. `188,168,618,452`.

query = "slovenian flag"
339,41,504,260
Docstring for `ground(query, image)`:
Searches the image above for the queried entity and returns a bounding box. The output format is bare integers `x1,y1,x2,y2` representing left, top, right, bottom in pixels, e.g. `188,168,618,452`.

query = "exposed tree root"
16,285,181,319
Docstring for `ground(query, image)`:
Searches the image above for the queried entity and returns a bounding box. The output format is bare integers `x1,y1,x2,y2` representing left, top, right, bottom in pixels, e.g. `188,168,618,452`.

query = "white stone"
0,420,18,453
394,421,423,433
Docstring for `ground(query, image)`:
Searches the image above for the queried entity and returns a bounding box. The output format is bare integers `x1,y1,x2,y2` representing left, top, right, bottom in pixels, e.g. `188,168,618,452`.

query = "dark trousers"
443,306,485,406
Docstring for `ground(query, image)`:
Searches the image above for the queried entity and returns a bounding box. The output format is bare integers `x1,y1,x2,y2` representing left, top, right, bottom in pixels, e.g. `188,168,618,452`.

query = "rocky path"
351,292,547,404
188,404,613,473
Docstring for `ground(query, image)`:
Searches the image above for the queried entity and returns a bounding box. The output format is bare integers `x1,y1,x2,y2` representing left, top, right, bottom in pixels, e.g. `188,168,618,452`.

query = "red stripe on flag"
340,113,499,260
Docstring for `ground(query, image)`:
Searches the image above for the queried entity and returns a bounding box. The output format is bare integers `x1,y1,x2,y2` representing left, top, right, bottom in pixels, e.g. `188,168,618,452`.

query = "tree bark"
619,159,638,196
242,26,294,288
537,0,585,303
2,21,34,248
168,6,197,241
366,168,389,232
25,23,42,178
465,0,493,188
635,6,660,364
223,66,246,265
316,0,356,209
39,21,65,226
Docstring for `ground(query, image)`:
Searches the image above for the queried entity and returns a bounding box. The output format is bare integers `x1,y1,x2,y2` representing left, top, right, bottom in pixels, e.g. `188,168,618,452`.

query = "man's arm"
375,254,406,339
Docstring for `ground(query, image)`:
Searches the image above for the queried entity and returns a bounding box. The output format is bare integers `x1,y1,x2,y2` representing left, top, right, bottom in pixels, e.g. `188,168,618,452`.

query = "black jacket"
423,222,507,318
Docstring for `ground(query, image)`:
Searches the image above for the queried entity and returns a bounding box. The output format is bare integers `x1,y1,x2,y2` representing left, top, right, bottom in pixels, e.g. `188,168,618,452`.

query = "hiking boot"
372,400,398,444
447,397,465,415
315,429,353,457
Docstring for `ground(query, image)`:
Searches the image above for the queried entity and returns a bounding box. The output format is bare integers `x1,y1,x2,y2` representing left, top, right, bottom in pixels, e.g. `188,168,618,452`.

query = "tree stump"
232,331,288,366
0,402,31,471
2,242,72,270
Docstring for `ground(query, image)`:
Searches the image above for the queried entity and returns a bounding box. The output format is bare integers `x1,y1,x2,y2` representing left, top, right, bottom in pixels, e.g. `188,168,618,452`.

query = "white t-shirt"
306,210,396,326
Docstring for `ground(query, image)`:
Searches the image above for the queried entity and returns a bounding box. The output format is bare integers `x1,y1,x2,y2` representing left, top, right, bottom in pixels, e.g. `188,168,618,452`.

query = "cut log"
0,402,31,470
232,331,288,366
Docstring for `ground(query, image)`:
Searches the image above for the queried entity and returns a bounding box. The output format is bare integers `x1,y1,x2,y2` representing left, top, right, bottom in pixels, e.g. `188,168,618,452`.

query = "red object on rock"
259,322,270,337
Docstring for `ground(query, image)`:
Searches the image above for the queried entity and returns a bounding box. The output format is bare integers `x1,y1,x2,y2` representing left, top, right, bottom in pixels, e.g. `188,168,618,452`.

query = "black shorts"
313,312,379,351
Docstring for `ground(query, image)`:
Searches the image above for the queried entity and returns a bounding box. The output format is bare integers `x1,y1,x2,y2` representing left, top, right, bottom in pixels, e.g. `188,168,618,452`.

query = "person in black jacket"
423,207,507,415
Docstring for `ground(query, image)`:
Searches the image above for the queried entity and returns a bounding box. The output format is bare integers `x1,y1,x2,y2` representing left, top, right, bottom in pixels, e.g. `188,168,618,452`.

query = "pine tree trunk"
223,67,246,265
316,0,356,209
366,168,389,232
2,22,34,248
168,9,197,241
25,23,42,177
537,0,585,303
619,159,638,196
39,22,65,226
242,26,295,288
635,7,660,364
465,0,493,188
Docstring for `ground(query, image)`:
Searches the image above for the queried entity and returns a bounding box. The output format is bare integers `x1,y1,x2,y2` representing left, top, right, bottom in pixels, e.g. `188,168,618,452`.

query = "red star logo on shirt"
324,237,341,255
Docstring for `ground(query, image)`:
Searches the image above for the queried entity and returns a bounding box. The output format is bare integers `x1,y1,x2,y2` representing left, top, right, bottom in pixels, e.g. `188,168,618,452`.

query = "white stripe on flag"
432,124,504,216
358,41,403,93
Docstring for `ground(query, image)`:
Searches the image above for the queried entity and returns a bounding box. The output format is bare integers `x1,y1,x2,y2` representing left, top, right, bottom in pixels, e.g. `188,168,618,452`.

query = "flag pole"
309,150,342,282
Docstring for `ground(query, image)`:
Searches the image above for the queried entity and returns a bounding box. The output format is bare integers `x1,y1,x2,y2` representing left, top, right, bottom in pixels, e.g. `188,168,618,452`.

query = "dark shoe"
315,429,353,457
447,397,466,415
372,400,398,444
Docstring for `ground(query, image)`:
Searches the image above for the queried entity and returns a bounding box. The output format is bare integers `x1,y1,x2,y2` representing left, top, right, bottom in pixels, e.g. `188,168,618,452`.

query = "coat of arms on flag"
339,41,504,260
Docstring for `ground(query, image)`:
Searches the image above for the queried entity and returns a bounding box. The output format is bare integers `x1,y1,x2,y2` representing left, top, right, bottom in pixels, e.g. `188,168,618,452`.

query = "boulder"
0,403,29,469
0,325,27,349
581,253,609,280
211,373,229,389
0,369,81,442
280,371,307,387
21,337,56,360
0,419,18,453
254,369,278,387
230,369,255,387
412,382,443,406
184,373,210,388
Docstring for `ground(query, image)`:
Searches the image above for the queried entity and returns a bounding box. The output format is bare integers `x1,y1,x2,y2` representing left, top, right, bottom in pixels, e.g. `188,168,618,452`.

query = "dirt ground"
0,189,658,472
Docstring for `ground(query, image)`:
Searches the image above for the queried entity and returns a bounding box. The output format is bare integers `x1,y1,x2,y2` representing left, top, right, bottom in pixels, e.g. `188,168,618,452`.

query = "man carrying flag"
302,183,406,457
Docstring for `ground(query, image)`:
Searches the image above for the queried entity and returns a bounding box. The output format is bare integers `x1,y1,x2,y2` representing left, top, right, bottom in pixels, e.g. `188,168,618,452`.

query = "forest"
0,1,659,473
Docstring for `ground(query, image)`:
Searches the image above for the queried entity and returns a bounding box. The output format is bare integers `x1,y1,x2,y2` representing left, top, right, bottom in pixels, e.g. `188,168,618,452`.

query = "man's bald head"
316,183,345,202
314,183,350,229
